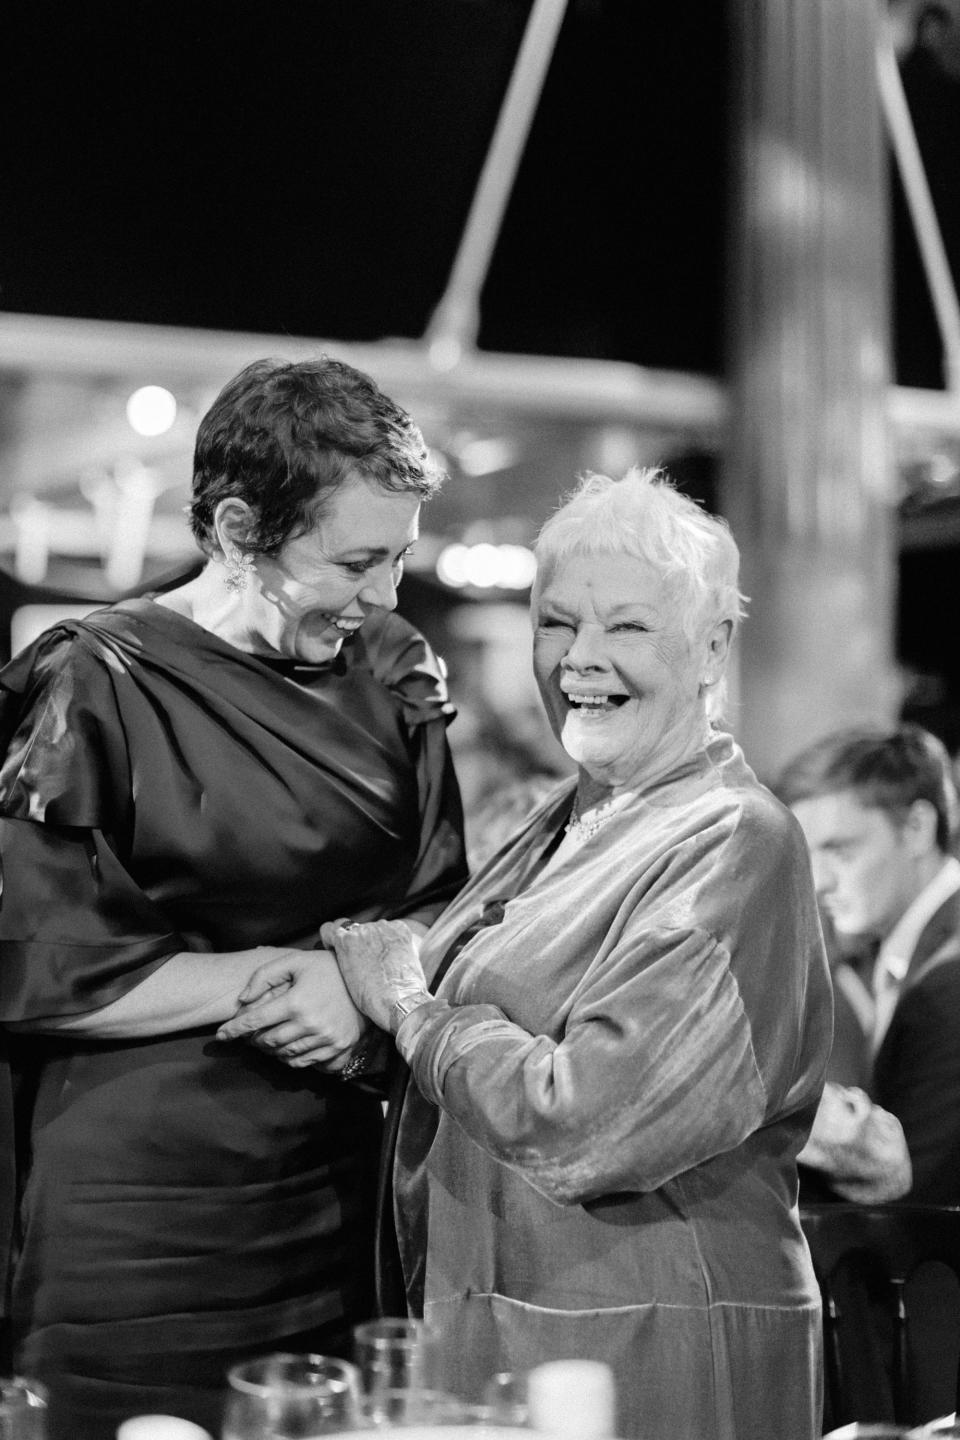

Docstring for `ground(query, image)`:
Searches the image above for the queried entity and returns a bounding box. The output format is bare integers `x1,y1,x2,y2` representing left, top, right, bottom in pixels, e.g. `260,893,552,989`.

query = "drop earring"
222,550,254,594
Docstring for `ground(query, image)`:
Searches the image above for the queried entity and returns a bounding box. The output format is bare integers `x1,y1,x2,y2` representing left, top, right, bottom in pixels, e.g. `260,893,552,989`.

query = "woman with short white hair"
225,467,833,1440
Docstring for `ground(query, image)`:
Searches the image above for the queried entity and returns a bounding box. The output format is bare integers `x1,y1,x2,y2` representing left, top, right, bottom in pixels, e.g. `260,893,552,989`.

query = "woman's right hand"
215,948,367,1069
319,918,428,1032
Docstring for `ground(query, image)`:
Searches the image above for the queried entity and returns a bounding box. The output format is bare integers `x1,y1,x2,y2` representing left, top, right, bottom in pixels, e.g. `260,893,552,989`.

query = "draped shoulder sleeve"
0,623,184,1021
355,611,456,728
353,612,466,926
0,620,132,829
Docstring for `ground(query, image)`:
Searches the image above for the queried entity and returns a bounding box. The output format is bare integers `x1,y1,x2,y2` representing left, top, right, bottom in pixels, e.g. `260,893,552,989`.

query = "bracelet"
340,1035,376,1082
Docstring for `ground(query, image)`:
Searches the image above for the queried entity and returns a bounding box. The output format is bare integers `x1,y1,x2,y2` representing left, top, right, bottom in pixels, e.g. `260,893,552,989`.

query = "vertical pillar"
722,0,901,781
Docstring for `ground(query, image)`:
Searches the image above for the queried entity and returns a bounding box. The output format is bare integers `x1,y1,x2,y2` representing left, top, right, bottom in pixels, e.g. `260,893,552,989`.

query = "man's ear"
903,797,939,856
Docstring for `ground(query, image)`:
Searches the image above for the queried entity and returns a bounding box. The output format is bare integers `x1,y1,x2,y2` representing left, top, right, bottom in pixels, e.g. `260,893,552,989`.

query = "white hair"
533,467,749,717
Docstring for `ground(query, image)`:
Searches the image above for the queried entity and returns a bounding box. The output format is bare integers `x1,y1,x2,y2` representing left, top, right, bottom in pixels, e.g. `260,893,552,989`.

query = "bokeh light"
436,542,537,591
125,385,178,437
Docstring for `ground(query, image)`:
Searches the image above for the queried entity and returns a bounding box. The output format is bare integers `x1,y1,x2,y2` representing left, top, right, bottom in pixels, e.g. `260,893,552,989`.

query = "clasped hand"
319,918,428,1033
215,947,366,1070
214,920,427,1068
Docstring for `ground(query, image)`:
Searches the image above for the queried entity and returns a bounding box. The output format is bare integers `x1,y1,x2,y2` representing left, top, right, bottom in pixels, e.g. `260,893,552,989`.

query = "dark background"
3,1,958,382
0,0,729,372
3,0,960,734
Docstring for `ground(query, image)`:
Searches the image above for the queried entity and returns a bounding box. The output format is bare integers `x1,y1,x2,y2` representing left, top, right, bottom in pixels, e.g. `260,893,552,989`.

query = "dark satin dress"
0,598,466,1440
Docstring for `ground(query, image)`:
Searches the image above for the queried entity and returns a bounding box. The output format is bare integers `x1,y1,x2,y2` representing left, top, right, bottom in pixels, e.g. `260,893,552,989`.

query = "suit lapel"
904,890,960,979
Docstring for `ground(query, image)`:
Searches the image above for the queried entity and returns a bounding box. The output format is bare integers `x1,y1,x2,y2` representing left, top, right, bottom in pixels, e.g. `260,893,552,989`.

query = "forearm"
6,948,282,1039
398,997,767,1205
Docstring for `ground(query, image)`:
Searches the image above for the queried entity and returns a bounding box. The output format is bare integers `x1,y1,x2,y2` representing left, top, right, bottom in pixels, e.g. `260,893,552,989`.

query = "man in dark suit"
871,881,960,1203
777,724,960,1424
778,723,960,1202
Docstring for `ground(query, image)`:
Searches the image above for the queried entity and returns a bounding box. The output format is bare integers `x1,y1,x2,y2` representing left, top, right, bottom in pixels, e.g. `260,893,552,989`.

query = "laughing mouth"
322,615,365,633
564,692,630,715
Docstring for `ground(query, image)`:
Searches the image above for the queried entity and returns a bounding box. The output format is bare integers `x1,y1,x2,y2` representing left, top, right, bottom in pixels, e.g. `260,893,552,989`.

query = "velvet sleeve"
396,794,830,1206
397,926,769,1204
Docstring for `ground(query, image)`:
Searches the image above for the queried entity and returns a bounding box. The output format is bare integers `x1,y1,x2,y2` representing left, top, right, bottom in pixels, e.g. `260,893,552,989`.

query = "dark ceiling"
1,0,725,374
4,4,960,384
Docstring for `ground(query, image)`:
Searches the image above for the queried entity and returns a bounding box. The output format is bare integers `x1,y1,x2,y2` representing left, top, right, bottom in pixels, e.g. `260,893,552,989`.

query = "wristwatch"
391,989,432,1033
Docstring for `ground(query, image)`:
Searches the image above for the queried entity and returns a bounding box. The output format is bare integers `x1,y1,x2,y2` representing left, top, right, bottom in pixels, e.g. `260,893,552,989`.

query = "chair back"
802,1204,960,1429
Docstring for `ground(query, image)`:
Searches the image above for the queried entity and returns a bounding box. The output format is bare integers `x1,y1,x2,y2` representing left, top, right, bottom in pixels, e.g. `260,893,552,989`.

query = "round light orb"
436,544,471,588
463,543,501,589
436,541,537,591
497,544,537,590
126,385,177,437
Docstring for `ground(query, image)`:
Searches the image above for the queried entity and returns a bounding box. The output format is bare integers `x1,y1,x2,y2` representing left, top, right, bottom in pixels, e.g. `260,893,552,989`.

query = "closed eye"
343,545,415,577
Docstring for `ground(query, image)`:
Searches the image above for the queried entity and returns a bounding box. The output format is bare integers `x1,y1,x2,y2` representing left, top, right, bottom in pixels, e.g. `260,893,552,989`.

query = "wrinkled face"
532,551,728,791
790,790,919,941
243,474,420,662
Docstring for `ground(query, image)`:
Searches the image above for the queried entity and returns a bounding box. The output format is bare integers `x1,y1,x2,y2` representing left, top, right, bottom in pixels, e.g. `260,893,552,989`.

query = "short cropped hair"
533,467,748,641
775,723,959,853
189,356,444,556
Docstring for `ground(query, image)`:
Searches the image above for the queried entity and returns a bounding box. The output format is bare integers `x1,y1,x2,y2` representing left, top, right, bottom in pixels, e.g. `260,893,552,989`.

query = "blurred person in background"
0,357,466,1440
777,723,960,1204
225,468,833,1440
465,771,560,871
779,723,960,1424
451,704,566,872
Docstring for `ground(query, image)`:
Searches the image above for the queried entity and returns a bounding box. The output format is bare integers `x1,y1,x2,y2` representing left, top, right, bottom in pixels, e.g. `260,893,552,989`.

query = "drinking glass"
0,1379,47,1440
356,1390,487,1428
223,1354,360,1440
352,1319,442,1425
481,1373,528,1428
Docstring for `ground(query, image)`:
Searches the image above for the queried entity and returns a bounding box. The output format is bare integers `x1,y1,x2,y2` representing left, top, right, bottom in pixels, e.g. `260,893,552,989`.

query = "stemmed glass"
223,1354,361,1440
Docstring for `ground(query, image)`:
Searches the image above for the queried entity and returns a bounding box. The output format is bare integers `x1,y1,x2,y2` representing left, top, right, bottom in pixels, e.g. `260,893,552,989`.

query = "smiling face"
532,551,730,794
231,473,421,662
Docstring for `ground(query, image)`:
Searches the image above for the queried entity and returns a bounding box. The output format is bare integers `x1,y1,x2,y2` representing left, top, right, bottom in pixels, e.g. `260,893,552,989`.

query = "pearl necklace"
564,794,623,842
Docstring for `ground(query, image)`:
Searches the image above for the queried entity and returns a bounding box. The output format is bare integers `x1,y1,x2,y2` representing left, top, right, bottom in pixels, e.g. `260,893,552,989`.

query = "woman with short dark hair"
0,356,466,1440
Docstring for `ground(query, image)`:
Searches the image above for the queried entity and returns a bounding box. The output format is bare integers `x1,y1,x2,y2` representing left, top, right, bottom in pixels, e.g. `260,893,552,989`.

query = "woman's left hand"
320,918,428,1033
